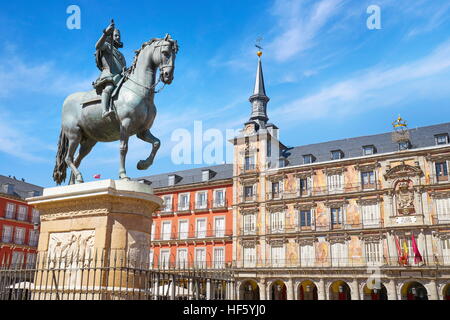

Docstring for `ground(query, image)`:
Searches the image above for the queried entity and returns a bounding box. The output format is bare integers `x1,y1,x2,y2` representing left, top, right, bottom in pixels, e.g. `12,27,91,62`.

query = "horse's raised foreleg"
65,128,83,184
136,129,160,170
119,119,131,180
69,138,97,184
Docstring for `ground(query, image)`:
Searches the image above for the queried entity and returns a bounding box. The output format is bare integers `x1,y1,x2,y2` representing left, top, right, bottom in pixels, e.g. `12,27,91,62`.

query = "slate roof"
0,175,44,200
282,122,450,166
136,164,233,189
135,122,450,186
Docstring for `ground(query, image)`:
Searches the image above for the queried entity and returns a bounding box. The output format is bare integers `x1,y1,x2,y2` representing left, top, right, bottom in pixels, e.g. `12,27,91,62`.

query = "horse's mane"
128,38,160,74
128,36,179,75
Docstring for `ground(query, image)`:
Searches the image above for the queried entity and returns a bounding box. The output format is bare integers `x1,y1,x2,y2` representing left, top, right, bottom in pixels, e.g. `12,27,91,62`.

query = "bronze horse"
53,35,178,184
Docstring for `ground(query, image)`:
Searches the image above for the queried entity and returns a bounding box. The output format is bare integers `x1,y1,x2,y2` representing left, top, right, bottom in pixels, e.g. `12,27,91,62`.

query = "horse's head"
152,34,178,85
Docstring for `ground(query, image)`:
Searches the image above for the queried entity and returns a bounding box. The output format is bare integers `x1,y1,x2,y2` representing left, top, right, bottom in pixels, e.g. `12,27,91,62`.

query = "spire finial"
247,37,269,129
255,36,263,57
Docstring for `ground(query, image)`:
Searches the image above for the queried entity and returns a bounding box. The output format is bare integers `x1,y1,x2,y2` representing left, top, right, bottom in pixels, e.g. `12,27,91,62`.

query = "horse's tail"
53,129,68,185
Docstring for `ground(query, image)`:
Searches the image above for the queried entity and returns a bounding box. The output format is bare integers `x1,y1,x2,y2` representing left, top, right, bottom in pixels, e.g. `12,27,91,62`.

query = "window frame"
178,192,190,211
331,150,343,160
435,134,449,145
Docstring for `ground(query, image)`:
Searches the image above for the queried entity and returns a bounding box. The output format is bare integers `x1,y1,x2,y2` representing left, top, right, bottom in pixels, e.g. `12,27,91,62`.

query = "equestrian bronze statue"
53,21,178,185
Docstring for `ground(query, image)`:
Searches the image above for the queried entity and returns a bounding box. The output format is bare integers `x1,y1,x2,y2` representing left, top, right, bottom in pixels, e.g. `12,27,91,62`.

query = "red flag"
411,234,423,264
93,174,101,179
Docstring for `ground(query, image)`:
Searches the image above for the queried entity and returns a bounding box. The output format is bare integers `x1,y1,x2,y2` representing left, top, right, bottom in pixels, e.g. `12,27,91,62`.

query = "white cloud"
271,39,450,122
267,0,345,62
406,2,450,38
0,47,94,97
0,111,51,162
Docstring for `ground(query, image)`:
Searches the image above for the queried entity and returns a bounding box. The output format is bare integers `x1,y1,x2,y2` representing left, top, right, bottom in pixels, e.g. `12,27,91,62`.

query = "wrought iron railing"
265,182,383,201
152,229,233,241
263,219,384,235
232,255,450,269
0,249,233,300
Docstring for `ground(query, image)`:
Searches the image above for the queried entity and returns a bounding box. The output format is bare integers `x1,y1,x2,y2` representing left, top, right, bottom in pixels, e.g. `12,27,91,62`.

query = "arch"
442,283,450,300
329,280,351,300
270,279,287,300
401,281,428,300
239,280,260,300
298,280,318,300
362,283,388,300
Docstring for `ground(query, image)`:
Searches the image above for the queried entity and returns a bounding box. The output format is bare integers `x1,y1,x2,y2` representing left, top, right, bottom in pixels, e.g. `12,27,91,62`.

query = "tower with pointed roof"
247,51,270,129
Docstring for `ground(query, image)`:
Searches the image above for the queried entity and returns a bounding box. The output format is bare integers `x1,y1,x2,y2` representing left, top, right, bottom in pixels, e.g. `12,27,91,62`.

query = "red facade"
0,194,40,267
150,182,233,269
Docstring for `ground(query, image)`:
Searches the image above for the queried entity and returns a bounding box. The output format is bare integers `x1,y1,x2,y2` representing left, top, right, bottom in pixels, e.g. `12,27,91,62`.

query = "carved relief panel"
395,179,415,215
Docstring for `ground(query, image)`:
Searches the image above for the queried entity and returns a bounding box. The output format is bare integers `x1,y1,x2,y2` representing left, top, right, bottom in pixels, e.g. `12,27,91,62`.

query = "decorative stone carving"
356,197,381,205
322,167,347,175
48,230,95,264
267,174,286,182
395,180,415,215
269,239,286,246
384,163,424,180
127,230,151,267
324,200,348,208
241,209,258,215
360,233,384,242
355,162,380,172
296,237,316,245
241,240,257,248
294,202,316,210
329,234,350,244
266,204,287,212
395,216,417,224
294,170,315,178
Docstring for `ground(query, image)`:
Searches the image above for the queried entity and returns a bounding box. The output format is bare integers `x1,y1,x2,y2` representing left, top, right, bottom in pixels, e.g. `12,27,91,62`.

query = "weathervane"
255,36,263,57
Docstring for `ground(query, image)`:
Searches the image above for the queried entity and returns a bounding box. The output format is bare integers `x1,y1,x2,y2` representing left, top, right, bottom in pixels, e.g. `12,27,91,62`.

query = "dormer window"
363,145,376,156
331,150,343,160
168,175,176,186
303,154,314,164
202,170,212,182
398,141,410,151
435,134,449,145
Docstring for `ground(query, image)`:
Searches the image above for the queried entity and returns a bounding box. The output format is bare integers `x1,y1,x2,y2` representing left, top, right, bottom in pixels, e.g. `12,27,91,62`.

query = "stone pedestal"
26,179,162,300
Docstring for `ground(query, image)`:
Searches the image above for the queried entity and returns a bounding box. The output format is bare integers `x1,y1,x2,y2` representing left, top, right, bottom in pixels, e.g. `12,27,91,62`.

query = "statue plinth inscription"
27,179,162,300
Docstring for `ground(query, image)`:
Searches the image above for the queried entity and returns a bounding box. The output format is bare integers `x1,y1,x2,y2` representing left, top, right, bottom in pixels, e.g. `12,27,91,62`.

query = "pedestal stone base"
27,179,162,300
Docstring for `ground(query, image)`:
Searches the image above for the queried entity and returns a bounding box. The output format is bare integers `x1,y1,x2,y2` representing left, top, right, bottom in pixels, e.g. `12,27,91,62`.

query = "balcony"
29,239,38,247
149,259,232,270
152,229,233,242
14,237,25,245
431,215,450,225
4,210,15,220
159,204,174,215
1,236,12,244
266,225,285,234
309,182,381,197
31,215,40,224
240,227,258,236
211,199,228,211
240,194,257,203
233,255,450,269
176,203,191,215
430,174,450,184
239,164,259,174
193,201,209,213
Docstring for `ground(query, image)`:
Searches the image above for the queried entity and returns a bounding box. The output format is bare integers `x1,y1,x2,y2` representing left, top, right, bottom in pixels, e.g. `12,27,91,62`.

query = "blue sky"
1,0,450,188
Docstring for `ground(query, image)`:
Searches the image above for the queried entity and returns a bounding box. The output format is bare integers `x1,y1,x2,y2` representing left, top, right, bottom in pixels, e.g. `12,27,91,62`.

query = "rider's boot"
101,85,114,118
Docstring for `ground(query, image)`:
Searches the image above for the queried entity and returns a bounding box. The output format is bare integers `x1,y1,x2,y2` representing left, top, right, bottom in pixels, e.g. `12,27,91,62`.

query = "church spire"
248,50,269,129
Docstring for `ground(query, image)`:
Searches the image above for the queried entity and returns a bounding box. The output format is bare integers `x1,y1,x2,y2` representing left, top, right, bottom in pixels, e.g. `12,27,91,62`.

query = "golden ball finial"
257,51,262,57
